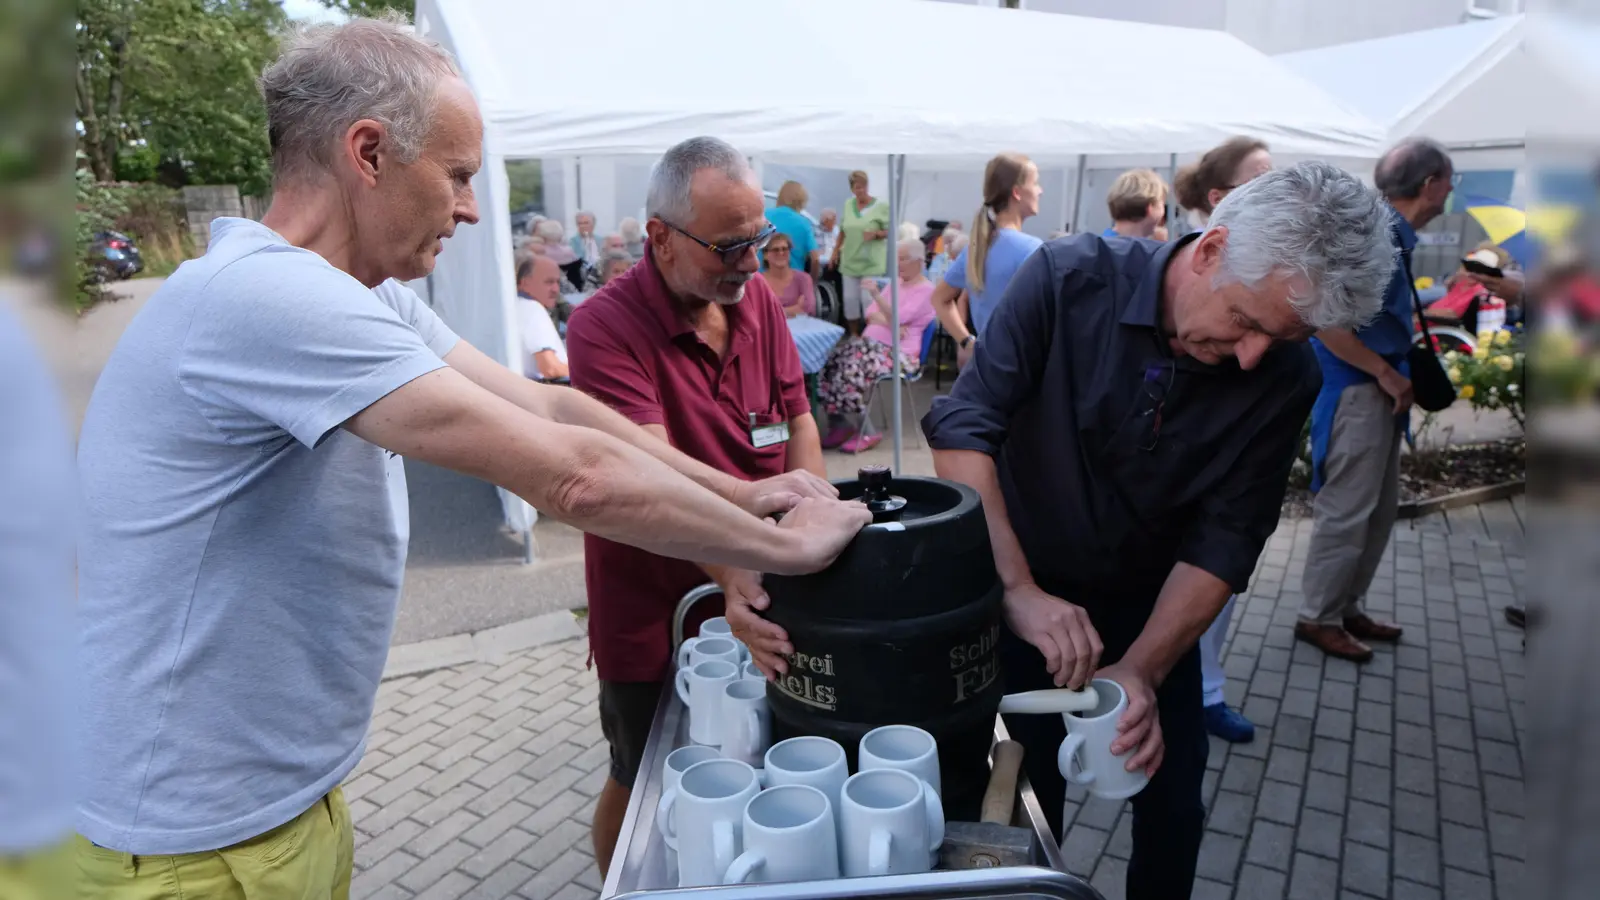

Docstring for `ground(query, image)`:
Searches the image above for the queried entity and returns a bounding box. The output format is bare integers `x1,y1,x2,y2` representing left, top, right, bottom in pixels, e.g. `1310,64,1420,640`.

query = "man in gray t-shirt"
74,17,870,897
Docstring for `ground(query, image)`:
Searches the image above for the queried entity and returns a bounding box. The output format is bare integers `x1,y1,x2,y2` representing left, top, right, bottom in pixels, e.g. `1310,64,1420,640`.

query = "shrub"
1443,327,1525,429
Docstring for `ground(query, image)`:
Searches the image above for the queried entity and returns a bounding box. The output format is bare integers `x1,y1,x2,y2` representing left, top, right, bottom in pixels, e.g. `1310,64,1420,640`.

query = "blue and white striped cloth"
785,314,846,375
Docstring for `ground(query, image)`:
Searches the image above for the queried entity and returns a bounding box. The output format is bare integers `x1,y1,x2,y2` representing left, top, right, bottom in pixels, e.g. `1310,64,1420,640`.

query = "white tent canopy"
1277,15,1530,151
413,0,1384,532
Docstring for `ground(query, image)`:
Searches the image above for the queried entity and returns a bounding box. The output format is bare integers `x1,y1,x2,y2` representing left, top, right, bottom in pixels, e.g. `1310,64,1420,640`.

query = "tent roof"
422,0,1381,160
1277,16,1526,148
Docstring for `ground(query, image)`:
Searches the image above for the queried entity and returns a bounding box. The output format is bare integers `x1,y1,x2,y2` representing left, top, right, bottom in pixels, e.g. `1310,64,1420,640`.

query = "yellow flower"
1473,345,1491,360
1459,385,1476,399
1477,330,1495,345
1494,330,1511,347
1448,366,1462,383
1494,355,1514,372
1444,350,1461,363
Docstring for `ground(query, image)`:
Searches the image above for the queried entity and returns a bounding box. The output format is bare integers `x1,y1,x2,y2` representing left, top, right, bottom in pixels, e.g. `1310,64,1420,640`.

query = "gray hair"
897,222,922,242
819,207,837,222
600,248,634,279
899,237,926,260
575,210,595,222
534,218,565,242
259,12,460,182
1373,137,1453,201
1207,160,1394,331
948,233,969,254
645,136,755,224
618,217,642,240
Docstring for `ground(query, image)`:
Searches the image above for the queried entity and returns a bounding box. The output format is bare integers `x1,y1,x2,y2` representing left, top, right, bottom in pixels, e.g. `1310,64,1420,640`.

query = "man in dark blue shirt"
923,162,1396,899
1298,139,1456,662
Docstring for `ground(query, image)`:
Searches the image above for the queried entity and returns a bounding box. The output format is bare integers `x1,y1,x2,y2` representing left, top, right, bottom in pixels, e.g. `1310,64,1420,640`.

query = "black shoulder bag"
1402,251,1457,412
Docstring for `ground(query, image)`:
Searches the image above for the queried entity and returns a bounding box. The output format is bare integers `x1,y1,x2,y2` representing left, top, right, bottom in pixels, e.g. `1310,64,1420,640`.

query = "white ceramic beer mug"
717,678,770,767
661,758,761,887
838,768,944,877
761,736,849,816
677,636,743,671
655,745,720,851
1057,677,1150,801
676,660,738,745
724,784,840,884
858,724,942,798
695,616,751,664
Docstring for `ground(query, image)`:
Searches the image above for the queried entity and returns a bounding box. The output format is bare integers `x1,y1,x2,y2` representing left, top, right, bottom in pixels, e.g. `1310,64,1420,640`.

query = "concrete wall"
180,185,243,251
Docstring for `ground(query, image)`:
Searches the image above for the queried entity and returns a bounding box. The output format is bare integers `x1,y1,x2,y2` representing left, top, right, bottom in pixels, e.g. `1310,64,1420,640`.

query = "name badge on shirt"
751,421,791,449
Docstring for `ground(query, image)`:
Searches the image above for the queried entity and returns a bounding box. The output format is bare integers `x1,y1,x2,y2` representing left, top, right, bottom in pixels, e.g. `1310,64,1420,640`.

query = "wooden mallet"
938,739,1035,870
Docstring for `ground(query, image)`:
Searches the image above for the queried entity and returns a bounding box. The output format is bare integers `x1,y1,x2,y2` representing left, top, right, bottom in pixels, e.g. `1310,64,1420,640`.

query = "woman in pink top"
756,232,816,317
817,238,937,452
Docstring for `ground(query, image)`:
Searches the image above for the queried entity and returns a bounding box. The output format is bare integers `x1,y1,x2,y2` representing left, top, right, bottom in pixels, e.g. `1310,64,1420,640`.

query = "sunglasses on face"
660,220,777,266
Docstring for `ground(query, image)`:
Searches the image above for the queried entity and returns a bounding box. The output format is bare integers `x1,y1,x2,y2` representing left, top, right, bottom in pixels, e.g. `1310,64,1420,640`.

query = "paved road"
349,503,1526,900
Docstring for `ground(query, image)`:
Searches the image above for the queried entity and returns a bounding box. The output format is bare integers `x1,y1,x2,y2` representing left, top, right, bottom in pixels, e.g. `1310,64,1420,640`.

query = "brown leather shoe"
1343,614,1403,643
1295,622,1374,663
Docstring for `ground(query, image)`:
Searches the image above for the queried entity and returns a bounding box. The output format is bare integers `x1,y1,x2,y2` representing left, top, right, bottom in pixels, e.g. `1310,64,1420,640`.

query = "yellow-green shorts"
75,788,352,900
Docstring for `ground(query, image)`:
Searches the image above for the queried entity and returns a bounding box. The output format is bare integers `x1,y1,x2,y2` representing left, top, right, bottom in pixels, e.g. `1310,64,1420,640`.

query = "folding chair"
854,324,937,449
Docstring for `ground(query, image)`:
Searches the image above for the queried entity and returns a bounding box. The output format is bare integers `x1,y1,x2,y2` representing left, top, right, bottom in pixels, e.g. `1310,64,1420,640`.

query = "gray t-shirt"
76,218,459,854
0,304,76,853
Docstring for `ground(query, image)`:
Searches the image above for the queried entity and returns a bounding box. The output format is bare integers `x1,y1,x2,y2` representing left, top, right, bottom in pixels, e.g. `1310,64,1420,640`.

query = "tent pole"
887,154,903,474
575,157,583,212
1069,154,1087,233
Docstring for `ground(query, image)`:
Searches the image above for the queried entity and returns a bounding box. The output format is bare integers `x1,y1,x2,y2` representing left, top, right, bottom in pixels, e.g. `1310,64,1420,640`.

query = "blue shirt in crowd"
942,228,1044,335
765,205,817,273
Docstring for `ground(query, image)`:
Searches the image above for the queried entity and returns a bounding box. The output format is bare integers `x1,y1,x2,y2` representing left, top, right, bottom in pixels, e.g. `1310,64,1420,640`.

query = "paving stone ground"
347,502,1525,900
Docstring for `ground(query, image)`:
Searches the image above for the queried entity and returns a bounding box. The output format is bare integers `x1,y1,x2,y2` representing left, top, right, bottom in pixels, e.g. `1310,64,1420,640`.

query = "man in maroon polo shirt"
567,136,828,875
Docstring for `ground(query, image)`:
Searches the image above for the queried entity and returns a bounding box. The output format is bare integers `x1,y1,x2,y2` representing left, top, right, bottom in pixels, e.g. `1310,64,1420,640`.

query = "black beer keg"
763,466,1003,822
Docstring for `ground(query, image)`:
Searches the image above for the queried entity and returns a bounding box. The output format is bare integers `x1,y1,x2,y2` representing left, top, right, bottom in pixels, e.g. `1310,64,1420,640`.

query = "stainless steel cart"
599,587,1104,900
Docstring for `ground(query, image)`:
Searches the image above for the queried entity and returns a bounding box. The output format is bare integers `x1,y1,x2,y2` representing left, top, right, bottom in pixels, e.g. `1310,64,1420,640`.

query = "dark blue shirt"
922,233,1319,601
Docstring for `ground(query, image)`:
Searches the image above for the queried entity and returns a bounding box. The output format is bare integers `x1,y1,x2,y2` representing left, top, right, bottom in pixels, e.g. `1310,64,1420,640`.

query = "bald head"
1374,137,1454,228
517,253,563,307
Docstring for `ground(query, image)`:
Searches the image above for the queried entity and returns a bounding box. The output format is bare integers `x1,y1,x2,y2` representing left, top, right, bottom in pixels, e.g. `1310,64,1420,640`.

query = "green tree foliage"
316,0,414,17
507,159,543,213
76,0,287,195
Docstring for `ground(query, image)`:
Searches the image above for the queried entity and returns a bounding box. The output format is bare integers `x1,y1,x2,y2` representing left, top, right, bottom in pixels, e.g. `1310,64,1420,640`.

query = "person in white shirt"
517,254,569,380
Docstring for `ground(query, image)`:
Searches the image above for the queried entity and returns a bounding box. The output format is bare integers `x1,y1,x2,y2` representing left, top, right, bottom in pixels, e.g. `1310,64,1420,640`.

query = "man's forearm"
444,342,746,502
1121,561,1231,686
932,449,1034,590
1316,328,1394,380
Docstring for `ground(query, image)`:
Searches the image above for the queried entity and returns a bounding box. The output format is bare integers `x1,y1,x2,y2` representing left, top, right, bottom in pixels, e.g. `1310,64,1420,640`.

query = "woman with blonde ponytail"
932,153,1043,366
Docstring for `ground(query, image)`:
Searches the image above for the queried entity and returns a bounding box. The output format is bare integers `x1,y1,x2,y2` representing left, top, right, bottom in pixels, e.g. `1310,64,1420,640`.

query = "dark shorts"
599,679,664,789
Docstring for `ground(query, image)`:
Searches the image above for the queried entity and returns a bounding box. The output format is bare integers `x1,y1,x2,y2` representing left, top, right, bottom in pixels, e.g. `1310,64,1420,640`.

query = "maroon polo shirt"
566,251,810,683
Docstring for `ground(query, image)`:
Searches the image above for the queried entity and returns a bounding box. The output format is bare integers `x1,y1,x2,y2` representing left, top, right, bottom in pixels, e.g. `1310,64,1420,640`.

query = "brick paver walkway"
347,508,1525,900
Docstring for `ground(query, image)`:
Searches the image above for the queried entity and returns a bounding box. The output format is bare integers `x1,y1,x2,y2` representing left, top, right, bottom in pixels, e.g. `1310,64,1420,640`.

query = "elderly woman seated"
583,236,635,290
1424,242,1524,330
818,238,937,453
618,217,646,261
756,232,816,317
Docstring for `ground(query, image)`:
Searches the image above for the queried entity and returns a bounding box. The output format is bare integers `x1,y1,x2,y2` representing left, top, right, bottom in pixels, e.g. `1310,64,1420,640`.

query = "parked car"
90,230,143,281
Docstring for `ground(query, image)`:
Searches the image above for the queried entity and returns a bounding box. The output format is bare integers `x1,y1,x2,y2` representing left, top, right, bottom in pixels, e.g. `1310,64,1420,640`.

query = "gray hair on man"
948,233,970,255
258,12,460,182
1206,160,1393,331
1373,137,1452,200
646,136,756,224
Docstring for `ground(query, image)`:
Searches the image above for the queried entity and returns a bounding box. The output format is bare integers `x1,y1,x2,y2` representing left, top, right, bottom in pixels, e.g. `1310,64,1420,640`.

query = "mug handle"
677,637,699,670
921,781,945,853
868,829,892,876
712,819,737,878
656,789,678,847
746,710,765,751
1058,733,1095,786
724,849,764,884
675,667,693,707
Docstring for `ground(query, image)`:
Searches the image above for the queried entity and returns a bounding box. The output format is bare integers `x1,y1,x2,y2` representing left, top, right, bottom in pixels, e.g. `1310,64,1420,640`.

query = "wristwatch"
959,335,978,349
